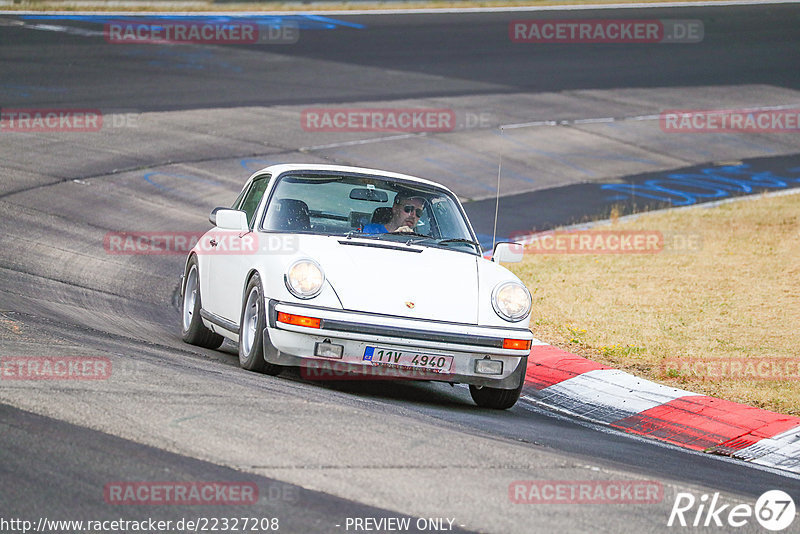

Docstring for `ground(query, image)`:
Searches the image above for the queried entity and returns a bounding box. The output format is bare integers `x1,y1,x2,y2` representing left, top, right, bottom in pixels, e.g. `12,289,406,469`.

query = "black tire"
181,257,224,349
469,374,524,410
238,273,282,376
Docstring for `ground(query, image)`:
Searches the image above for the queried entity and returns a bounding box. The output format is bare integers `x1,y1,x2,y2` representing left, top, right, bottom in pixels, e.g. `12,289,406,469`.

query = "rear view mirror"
350,188,388,203
492,242,524,263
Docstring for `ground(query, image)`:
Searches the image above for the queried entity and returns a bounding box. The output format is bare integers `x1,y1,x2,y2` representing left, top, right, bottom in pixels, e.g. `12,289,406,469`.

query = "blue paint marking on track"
463,155,800,240
600,163,800,207
19,14,366,31
295,14,367,30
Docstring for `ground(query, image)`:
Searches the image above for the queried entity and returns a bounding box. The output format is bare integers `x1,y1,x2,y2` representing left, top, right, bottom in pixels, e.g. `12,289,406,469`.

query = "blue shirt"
362,223,388,234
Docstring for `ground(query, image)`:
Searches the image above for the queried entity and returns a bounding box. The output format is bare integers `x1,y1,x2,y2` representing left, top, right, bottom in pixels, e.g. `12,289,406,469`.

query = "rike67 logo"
668,490,796,531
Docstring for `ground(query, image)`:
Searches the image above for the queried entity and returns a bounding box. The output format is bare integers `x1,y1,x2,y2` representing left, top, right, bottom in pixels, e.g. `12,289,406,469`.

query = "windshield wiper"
384,230,434,245
387,230,431,238
343,230,384,240
437,238,481,248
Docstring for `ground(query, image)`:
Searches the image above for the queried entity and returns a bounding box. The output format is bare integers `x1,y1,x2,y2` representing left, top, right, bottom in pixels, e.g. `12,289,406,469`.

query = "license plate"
363,346,453,373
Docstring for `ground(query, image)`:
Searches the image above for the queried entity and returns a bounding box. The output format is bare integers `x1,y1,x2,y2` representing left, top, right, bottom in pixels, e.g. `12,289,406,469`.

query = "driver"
363,194,425,234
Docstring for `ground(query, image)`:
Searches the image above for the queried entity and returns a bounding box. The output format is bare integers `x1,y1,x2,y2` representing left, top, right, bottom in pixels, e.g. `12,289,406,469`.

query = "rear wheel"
469,375,524,410
239,273,282,376
181,258,224,349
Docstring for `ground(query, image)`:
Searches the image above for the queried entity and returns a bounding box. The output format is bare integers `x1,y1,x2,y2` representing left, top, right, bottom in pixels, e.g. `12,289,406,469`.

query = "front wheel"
469,376,524,410
181,258,224,349
239,273,282,376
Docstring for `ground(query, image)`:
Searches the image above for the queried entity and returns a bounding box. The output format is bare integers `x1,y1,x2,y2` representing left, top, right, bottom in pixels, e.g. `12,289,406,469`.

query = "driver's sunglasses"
403,205,424,217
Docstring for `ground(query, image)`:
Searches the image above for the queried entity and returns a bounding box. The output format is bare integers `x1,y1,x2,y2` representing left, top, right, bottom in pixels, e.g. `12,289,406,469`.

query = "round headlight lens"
285,259,325,299
492,282,531,322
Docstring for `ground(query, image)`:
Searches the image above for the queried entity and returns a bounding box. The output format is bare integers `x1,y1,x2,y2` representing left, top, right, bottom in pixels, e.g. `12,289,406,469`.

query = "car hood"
306,236,480,323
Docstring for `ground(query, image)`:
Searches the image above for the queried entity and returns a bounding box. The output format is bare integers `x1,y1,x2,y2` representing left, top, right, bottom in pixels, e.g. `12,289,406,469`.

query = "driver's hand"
395,225,414,233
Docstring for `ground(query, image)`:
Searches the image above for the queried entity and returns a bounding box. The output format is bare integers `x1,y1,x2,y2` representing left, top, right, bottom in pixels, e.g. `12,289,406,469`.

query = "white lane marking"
733,426,800,473
573,117,617,125
5,0,800,16
19,22,104,36
500,104,800,130
300,103,800,151
299,133,422,152
751,439,800,473
531,368,700,423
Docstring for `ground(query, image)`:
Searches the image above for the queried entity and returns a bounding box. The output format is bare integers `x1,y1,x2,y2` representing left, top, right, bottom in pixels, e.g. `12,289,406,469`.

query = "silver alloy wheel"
182,265,198,332
241,285,260,357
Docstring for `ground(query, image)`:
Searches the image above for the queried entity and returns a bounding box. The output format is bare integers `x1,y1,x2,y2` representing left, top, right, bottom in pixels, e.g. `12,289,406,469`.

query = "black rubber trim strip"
269,300,532,334
199,308,239,334
268,300,531,348
268,300,279,328
319,319,505,348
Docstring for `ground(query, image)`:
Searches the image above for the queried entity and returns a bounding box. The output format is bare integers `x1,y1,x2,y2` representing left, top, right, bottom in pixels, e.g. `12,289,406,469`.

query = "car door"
206,174,271,325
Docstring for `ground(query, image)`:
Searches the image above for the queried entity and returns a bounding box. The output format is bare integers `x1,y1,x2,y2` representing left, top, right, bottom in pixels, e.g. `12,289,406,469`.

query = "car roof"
250,164,456,195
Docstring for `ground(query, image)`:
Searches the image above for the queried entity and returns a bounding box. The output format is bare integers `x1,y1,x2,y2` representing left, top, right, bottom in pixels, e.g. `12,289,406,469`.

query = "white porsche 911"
180,164,533,409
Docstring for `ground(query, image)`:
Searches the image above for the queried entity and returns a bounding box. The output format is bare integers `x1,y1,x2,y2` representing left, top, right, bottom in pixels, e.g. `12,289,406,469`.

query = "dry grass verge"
512,191,800,415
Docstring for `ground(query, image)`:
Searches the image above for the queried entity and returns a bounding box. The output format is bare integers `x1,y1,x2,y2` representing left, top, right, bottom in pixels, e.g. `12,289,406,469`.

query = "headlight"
285,259,325,299
492,281,531,322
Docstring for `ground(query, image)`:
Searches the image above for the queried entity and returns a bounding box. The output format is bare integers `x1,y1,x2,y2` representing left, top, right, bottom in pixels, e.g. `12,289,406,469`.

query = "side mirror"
209,206,224,225
214,209,249,231
492,242,524,263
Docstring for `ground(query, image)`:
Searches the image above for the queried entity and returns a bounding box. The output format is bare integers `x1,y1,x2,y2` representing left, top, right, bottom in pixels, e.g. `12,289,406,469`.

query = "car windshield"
260,173,480,254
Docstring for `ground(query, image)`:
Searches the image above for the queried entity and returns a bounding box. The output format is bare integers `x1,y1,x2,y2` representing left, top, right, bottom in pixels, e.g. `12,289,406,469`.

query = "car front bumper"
263,300,531,389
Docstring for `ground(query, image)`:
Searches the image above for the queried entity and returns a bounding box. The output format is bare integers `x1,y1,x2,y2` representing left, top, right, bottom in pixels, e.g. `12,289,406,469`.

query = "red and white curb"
523,343,800,474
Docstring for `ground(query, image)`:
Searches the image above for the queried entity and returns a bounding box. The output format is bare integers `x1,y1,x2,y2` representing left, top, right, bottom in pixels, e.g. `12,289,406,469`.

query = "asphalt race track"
1,3,800,533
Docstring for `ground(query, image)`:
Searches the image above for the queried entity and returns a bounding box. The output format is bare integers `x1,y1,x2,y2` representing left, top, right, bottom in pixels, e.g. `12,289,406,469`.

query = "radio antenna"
492,126,504,252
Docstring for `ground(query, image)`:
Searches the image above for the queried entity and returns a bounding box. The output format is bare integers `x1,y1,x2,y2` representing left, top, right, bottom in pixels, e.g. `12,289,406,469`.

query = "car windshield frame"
257,170,481,256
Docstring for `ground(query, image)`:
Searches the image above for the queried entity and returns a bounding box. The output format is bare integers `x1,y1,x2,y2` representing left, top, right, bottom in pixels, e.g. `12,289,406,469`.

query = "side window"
239,175,270,227
231,186,249,210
